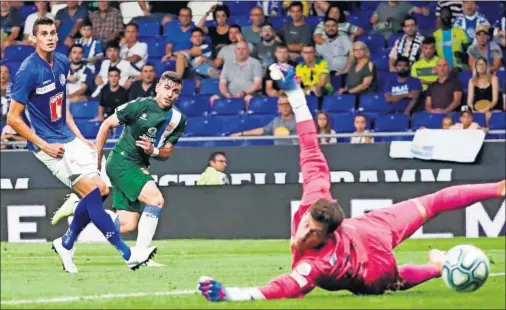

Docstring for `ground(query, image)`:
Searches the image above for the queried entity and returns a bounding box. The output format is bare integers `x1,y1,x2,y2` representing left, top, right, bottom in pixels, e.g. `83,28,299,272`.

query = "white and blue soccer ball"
441,244,490,293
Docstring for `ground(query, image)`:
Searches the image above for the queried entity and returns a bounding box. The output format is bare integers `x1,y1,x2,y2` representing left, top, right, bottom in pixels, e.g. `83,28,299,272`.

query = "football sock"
61,195,91,250
136,205,162,248
398,264,441,290
113,216,120,234
285,88,312,123
85,188,131,260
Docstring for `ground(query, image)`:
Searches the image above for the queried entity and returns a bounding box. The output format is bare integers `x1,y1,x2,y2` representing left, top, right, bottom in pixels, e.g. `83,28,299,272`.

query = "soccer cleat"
145,259,165,268
126,246,157,270
51,237,78,273
198,276,228,302
51,193,79,225
268,63,302,92
428,249,446,272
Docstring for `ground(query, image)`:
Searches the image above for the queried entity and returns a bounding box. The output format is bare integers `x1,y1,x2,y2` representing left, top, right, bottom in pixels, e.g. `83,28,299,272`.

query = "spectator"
120,23,148,71
350,114,373,144
370,1,429,40
162,7,195,61
212,25,254,69
256,0,284,17
0,2,22,52
89,0,124,45
175,28,218,80
23,1,54,45
55,1,88,46
129,64,157,101
314,4,363,45
436,1,464,27
198,5,231,53
389,16,424,72
75,21,104,74
279,2,313,61
441,115,454,129
316,111,337,144
467,25,503,74
451,108,480,129
242,6,265,45
296,44,333,96
1,65,11,123
313,1,332,17
141,0,189,26
264,44,296,97
211,41,263,109
426,58,463,113
253,23,280,70
337,41,378,95
384,56,422,115
315,17,353,73
1,124,26,150
188,1,220,24
196,151,229,186
94,67,129,121
454,1,490,42
433,6,468,70
411,36,440,91
231,96,297,146
493,5,505,65
467,57,502,113
67,44,94,102
283,1,311,17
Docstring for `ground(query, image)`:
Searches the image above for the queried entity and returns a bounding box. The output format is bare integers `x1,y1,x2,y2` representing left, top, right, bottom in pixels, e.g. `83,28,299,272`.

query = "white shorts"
34,138,99,189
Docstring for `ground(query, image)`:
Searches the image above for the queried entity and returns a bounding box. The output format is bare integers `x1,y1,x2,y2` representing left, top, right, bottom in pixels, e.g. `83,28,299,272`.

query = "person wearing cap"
467,25,503,74
451,107,481,129
454,1,490,42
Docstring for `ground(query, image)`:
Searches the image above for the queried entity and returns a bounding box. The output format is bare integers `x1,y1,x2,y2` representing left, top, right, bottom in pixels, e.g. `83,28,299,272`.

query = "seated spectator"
253,23,280,70
283,1,310,17
315,17,352,74
1,124,26,150
75,21,104,74
467,57,502,114
162,7,195,62
370,1,429,40
411,36,440,92
242,6,265,45
211,41,263,109
434,6,469,71
256,0,284,17
337,41,378,95
175,28,218,80
441,115,454,129
23,1,54,45
316,111,337,144
436,1,464,27
313,1,332,17
493,6,505,65
314,4,363,45
212,25,254,69
94,67,128,121
198,5,231,54
425,58,463,113
279,2,313,61
389,16,424,72
384,56,422,115
454,1,489,42
0,2,22,52
451,107,480,129
140,0,189,26
231,96,297,145
120,23,148,71
55,1,88,46
264,43,297,97
350,114,373,144
128,64,157,101
67,44,94,102
467,25,503,74
1,64,11,123
296,44,333,96
89,1,123,45
196,151,229,186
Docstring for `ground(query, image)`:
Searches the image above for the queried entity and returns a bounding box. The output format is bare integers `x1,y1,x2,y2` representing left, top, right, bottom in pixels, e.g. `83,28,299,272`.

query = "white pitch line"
2,273,505,306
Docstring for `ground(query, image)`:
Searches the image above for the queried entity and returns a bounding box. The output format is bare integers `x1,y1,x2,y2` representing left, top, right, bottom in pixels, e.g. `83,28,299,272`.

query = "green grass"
1,238,505,309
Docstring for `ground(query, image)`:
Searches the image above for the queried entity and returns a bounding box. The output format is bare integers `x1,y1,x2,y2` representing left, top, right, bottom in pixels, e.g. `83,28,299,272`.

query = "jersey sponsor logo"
49,92,64,122
59,74,66,86
296,262,312,276
35,83,56,95
140,113,148,121
165,122,174,132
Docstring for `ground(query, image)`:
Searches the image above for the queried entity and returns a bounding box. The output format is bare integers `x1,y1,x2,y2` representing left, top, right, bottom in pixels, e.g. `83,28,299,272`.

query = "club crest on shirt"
59,74,66,86
165,122,174,132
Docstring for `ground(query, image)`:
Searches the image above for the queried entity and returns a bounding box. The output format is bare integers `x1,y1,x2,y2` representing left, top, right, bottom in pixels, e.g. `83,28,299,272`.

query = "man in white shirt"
119,22,148,71
23,1,54,44
316,18,352,73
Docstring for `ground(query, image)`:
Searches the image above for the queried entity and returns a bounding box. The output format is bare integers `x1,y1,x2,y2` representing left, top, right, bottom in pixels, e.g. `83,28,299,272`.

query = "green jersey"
113,97,187,166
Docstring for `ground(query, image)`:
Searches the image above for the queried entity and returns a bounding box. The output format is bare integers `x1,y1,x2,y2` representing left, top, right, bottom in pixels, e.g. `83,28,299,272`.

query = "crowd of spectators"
1,1,506,149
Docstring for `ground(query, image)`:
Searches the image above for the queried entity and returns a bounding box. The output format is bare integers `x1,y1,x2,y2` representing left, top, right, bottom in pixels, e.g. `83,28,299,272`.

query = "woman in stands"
337,41,378,95
316,111,337,144
198,4,231,54
313,4,363,44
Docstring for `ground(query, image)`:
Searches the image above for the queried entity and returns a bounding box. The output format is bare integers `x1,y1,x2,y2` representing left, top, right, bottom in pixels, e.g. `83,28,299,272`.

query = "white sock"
136,205,162,248
285,88,312,123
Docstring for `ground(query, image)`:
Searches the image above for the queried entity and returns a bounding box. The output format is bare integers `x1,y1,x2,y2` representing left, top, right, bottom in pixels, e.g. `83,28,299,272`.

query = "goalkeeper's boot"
52,237,78,273
52,193,79,225
126,246,157,270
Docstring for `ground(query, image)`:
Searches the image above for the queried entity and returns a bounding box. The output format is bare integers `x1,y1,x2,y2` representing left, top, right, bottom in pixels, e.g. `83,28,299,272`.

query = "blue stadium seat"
153,60,176,77
75,120,101,139
185,116,222,136
388,33,403,48
270,17,290,31
374,114,409,132
3,45,35,62
498,71,505,91
306,96,319,113
181,79,196,95
376,71,392,90
229,15,251,27
111,125,124,138
413,13,436,31
357,35,385,55
176,95,208,117
450,112,487,128
330,75,343,90
322,95,355,113
329,113,354,133
306,16,323,29
227,1,255,16
211,115,244,135
243,140,274,146
489,112,506,130
347,14,371,32
69,101,99,119
211,98,245,115
19,5,37,21
371,54,389,72
458,72,472,87
359,93,390,113
243,114,274,130
55,43,69,55
200,79,220,95
361,2,378,11
411,112,446,129
248,96,278,115
141,37,165,58
1,61,22,76
137,20,160,37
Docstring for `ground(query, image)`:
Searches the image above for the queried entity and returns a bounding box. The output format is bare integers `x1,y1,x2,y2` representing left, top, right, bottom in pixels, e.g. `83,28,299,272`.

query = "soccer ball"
441,244,490,292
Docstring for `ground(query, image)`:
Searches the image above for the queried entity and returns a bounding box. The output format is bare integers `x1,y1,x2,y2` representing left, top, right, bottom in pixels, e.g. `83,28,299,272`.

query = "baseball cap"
476,25,490,35
460,106,473,116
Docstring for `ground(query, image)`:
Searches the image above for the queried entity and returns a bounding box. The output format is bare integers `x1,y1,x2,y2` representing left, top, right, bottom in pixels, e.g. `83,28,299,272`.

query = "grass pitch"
1,238,504,309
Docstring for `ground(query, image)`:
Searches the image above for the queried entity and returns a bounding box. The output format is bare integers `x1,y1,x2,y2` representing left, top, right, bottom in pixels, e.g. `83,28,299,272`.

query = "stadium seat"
111,125,124,138
450,112,487,128
329,113,354,133
229,16,251,27
75,120,101,139
141,37,165,58
388,33,403,48
69,101,99,119
153,60,176,77
411,112,446,129
243,139,274,146
185,116,222,136
3,45,35,62
359,93,390,113
357,35,385,55
498,71,505,91
242,114,274,130
360,2,378,11
413,13,436,30
322,95,355,113
458,72,473,87
270,17,290,31
227,1,255,16
210,98,245,115
376,71,392,90
330,75,343,90
248,96,278,115
211,115,244,135
181,79,196,95
374,114,409,132
305,96,319,113
176,95,208,117
19,5,37,21
489,112,506,130
371,54,389,72
200,79,220,95
137,20,160,37
1,61,22,76
306,16,323,29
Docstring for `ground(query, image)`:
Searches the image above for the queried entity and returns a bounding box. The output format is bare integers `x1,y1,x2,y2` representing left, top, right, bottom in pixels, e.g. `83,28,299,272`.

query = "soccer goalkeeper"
197,63,505,301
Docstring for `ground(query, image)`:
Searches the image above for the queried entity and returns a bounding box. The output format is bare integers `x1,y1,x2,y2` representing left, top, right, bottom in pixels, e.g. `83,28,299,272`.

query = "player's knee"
120,220,137,234
98,183,110,197
150,195,164,208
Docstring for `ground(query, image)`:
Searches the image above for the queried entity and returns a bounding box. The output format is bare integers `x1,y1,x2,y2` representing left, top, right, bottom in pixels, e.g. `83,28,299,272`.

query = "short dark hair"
261,22,274,29
325,4,345,23
159,71,183,84
213,5,230,21
179,6,192,16
141,63,155,71
395,56,410,66
32,16,55,36
209,151,226,163
324,17,339,24
125,22,139,31
402,15,417,27
68,43,84,55
422,36,436,46
302,43,315,50
275,43,288,51
229,24,242,33
310,198,345,234
106,43,120,51
108,66,121,75
191,27,204,35
289,1,303,11
81,20,93,28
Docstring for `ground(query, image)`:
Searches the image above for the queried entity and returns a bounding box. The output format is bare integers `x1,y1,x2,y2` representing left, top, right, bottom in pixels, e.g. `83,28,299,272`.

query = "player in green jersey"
52,71,186,267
